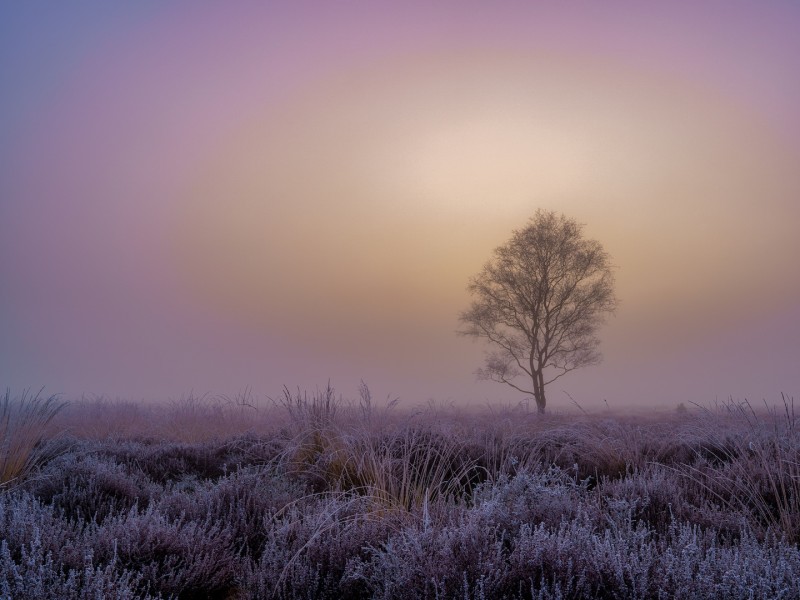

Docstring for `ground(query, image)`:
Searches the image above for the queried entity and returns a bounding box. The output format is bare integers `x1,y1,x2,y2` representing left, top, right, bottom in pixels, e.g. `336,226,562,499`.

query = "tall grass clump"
0,389,66,491
275,386,484,512
275,383,341,431
338,424,487,513
681,395,800,543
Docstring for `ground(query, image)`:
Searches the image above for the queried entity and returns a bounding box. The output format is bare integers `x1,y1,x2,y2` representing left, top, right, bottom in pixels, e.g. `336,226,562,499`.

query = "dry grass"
275,387,483,513
678,395,800,543
338,425,486,512
51,391,278,442
0,388,67,490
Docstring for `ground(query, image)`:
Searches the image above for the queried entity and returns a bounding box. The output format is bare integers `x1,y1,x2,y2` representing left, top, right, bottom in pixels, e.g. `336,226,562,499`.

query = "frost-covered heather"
1,392,799,599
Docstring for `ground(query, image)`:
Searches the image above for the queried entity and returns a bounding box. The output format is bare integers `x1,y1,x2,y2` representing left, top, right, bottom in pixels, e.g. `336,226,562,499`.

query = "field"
1,388,799,599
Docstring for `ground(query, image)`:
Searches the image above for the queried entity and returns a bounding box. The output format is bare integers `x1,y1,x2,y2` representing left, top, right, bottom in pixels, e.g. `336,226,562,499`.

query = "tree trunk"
532,370,547,414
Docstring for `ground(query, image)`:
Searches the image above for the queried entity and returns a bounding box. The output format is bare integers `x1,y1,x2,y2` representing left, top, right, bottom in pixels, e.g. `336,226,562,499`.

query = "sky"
2,1,799,411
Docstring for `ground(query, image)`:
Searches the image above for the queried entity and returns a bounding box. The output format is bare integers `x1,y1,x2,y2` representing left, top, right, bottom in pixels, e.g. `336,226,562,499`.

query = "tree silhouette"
459,210,618,413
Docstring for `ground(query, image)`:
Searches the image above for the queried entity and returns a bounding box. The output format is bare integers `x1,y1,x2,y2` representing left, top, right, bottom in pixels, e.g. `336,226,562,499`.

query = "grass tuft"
0,388,67,491
679,395,800,543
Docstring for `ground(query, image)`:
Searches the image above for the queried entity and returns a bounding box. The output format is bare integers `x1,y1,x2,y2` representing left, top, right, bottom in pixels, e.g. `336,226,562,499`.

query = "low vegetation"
1,389,798,599
0,389,66,491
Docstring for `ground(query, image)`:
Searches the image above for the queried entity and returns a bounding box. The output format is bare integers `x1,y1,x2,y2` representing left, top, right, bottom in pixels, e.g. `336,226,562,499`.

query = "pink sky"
2,2,799,410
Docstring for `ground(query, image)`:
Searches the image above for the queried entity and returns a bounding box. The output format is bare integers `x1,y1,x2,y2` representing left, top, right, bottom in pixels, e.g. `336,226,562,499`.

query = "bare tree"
459,210,618,414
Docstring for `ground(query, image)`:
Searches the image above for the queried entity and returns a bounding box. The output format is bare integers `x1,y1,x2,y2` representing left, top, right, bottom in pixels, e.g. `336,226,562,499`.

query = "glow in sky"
2,2,799,409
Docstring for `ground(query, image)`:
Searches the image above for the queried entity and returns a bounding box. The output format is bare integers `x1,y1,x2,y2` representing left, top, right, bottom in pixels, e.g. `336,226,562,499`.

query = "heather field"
1,389,799,599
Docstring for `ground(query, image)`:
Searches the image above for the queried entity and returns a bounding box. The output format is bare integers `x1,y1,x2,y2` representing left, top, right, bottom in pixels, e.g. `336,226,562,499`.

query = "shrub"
27,450,160,523
0,537,155,600
241,493,398,599
92,505,238,599
157,465,302,559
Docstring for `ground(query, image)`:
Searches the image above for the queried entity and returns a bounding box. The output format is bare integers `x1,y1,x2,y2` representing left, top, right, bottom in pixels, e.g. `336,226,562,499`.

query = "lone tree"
459,210,618,414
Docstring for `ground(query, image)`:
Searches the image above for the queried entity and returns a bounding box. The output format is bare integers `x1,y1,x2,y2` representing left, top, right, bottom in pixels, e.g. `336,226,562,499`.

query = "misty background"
1,2,799,410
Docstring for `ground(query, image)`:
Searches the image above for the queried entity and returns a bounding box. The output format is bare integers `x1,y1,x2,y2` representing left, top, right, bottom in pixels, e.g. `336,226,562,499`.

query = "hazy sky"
2,1,799,410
